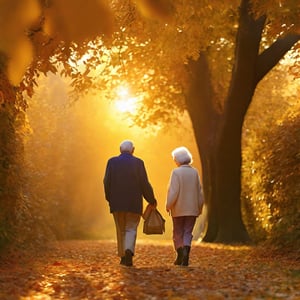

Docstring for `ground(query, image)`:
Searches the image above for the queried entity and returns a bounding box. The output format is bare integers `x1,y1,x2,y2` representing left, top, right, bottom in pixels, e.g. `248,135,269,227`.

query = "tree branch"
255,34,300,84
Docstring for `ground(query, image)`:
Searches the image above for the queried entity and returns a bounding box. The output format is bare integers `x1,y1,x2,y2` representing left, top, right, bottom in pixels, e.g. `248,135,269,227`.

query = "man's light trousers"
113,212,140,257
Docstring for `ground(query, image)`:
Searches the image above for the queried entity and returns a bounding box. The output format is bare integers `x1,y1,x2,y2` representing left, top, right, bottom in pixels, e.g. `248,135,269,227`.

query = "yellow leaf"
7,37,33,86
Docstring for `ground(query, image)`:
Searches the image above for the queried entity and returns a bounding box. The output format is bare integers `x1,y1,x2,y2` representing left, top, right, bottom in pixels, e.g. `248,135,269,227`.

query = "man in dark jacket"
103,140,157,266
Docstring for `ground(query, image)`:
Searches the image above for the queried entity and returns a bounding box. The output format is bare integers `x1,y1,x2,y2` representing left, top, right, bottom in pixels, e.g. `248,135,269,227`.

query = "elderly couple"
103,140,204,267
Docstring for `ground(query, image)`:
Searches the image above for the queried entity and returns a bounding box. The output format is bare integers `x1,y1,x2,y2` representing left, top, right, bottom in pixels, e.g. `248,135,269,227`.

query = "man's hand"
149,202,157,209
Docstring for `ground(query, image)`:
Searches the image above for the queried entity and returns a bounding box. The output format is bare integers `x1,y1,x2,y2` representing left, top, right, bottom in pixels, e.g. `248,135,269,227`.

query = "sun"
115,97,138,113
114,85,139,114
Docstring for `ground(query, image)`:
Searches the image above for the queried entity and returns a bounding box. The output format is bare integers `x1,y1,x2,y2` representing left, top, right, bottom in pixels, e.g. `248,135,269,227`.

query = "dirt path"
0,240,299,299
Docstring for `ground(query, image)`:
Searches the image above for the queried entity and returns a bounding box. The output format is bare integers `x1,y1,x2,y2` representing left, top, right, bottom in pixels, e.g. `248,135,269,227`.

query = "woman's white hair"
120,140,134,153
172,146,193,165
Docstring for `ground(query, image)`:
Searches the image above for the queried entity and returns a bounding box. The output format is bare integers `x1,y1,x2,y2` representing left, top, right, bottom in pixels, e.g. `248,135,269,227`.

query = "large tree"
90,0,300,243
187,0,300,242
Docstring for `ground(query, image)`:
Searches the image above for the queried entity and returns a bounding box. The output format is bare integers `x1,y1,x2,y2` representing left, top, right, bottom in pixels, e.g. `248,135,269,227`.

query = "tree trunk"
211,0,265,243
214,120,250,242
186,0,264,243
185,52,220,242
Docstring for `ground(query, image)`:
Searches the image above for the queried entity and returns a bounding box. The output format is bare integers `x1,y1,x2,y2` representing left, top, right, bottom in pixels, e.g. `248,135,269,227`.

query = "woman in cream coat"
166,146,204,266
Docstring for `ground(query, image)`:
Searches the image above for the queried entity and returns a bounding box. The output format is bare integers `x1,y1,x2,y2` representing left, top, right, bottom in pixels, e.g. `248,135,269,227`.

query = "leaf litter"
0,240,299,299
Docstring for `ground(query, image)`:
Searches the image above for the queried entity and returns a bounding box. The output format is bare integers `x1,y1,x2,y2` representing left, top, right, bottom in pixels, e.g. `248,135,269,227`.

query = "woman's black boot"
124,249,133,266
174,247,183,265
182,245,191,266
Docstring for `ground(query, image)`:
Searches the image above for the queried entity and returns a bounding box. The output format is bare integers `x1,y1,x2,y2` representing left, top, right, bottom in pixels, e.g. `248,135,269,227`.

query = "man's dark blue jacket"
103,153,157,215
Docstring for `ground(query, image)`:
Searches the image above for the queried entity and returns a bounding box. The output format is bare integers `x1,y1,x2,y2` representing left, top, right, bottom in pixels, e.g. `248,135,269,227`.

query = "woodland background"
0,0,299,252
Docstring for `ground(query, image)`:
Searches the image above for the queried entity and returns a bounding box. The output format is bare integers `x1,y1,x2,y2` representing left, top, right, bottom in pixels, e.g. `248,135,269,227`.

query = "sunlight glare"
114,85,139,114
115,97,139,114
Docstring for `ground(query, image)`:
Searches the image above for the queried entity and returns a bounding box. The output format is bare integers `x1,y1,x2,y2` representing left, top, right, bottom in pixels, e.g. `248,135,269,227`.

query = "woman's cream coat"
166,165,204,217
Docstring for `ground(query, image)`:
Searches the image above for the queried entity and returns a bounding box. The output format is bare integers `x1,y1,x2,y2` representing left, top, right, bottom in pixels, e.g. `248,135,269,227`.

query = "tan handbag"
142,205,165,235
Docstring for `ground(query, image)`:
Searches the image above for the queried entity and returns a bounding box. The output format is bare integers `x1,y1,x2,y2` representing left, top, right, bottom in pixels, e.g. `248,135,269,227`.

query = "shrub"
242,109,300,248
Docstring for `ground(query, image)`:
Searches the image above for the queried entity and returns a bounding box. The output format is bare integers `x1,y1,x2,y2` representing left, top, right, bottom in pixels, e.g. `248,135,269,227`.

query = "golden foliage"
242,64,300,246
0,0,115,85
252,0,300,37
0,73,27,247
